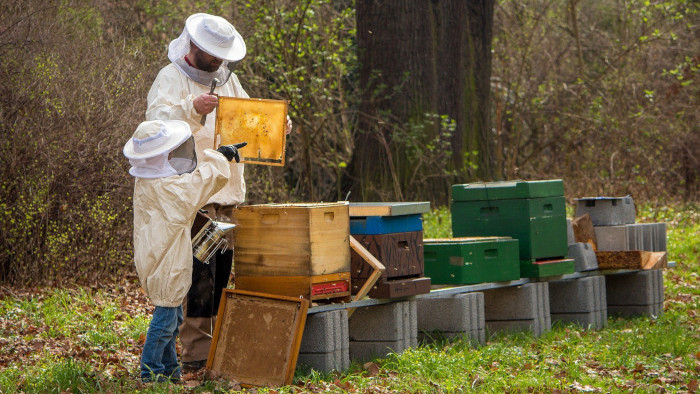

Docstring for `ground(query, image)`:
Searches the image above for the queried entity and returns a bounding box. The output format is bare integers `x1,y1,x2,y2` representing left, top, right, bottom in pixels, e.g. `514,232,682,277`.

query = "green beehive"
423,237,520,285
451,180,568,261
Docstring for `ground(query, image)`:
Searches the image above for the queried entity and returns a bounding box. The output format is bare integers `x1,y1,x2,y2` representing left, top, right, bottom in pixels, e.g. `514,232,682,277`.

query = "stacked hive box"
452,180,574,278
349,202,432,298
232,203,352,301
423,237,520,284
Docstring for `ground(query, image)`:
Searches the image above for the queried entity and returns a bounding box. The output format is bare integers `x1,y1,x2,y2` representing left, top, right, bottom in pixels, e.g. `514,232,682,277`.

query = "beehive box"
451,180,568,261
349,202,431,298
423,237,520,285
233,203,351,300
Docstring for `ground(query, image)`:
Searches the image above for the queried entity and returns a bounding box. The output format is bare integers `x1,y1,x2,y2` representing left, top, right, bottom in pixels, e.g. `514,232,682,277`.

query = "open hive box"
232,203,351,301
215,97,288,166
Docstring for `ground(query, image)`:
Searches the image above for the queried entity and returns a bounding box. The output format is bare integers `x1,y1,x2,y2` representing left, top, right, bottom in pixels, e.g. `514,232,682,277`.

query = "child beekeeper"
123,119,245,383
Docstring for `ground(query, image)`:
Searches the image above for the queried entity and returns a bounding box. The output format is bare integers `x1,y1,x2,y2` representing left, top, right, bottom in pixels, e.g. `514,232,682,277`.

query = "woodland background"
0,0,698,285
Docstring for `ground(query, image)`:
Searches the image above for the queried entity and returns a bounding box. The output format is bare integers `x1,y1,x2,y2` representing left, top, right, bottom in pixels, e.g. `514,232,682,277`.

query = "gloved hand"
216,142,248,162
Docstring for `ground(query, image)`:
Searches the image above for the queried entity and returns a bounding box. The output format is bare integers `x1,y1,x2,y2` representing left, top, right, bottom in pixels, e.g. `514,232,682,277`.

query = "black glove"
216,142,247,162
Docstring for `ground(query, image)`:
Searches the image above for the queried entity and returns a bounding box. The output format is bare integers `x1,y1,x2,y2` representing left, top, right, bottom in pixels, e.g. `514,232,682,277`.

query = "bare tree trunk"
348,0,495,202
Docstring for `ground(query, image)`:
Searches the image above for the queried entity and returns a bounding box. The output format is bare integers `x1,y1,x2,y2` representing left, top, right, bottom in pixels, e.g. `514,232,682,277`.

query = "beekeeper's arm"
146,66,205,132
176,149,233,211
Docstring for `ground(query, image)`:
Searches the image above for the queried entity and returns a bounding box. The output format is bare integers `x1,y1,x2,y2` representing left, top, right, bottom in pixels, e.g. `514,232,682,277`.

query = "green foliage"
492,0,699,201
0,0,697,286
422,206,453,239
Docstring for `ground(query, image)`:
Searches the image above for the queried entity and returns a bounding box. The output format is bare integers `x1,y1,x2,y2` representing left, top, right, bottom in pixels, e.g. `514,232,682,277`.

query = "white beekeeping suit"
145,13,248,207
124,119,230,306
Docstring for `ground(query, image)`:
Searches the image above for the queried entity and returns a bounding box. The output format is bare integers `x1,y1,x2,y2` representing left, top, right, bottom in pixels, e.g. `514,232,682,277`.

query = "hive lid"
215,97,288,166
348,202,431,217
207,289,308,388
451,179,564,201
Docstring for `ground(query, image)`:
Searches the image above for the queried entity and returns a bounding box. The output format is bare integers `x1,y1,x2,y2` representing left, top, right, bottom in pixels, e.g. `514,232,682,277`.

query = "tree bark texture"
350,0,494,202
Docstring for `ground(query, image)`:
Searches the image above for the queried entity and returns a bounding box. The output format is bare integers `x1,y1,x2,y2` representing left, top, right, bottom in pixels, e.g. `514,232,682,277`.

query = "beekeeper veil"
168,13,246,86
123,120,197,178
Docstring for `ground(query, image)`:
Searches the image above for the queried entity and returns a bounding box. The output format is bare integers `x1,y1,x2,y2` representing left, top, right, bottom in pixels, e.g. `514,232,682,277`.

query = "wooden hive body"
349,202,431,298
233,203,351,300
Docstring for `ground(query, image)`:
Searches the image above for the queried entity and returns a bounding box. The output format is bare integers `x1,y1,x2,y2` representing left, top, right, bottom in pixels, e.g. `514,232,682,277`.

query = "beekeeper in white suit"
146,13,292,372
124,119,244,383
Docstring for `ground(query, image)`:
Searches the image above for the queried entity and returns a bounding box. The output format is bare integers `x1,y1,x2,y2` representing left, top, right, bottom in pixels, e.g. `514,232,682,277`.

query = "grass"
0,203,697,393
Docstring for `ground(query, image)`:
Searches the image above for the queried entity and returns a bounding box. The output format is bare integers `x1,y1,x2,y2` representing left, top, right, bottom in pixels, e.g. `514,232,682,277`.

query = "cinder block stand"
298,309,349,373
606,269,664,317
416,292,485,346
549,275,607,329
483,282,550,337
348,300,417,361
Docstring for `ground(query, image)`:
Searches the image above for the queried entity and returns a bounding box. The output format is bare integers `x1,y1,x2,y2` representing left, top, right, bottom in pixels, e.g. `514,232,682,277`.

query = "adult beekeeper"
145,13,292,372
124,119,245,383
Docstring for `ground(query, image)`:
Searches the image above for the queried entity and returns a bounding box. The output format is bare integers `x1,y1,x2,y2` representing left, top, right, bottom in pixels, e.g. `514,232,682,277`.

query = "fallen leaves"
363,361,380,377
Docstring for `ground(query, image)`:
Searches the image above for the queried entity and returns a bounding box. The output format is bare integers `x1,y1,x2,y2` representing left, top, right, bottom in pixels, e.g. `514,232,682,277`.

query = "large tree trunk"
348,0,494,203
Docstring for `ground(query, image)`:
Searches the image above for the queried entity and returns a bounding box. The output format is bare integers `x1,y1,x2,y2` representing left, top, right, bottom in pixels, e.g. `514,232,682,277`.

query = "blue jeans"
140,305,183,382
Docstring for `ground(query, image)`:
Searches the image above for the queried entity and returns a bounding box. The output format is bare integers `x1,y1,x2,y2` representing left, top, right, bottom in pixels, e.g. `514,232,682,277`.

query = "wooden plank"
596,251,667,270
643,251,668,270
348,235,385,317
206,289,308,388
572,213,598,251
348,202,431,217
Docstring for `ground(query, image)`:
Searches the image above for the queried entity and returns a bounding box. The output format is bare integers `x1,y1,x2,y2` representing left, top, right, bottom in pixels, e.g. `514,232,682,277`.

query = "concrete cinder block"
656,223,667,252
484,282,550,337
417,293,483,333
551,309,607,330
549,275,606,313
417,292,484,346
608,303,663,318
297,348,350,373
349,300,416,342
626,223,660,251
567,219,575,246
568,242,599,271
595,226,630,251
348,300,417,362
575,196,636,226
349,337,415,361
606,269,664,306
483,283,538,320
300,309,348,353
